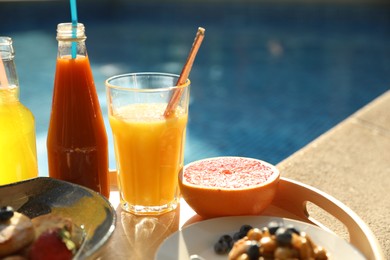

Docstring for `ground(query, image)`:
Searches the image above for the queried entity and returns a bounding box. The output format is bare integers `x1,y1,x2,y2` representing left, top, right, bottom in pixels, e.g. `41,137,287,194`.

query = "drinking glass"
106,72,190,214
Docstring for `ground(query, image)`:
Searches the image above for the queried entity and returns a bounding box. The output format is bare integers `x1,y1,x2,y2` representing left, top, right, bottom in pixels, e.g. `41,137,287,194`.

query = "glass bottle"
0,36,38,185
47,23,109,197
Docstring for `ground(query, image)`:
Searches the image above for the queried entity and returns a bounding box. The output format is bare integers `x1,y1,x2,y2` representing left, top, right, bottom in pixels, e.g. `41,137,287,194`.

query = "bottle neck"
57,39,87,58
0,58,19,87
56,23,88,59
0,37,20,102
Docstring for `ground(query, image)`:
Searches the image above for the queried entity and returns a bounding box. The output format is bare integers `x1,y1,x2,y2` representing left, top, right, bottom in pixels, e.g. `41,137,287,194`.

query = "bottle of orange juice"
0,37,38,185
47,23,109,197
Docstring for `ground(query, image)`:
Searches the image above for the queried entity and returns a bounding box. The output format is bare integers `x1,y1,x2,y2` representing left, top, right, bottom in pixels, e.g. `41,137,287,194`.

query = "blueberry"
275,227,293,246
0,206,14,221
218,234,233,249
286,224,300,235
214,241,225,254
233,224,253,241
219,234,233,242
239,224,253,235
214,240,230,254
246,241,260,260
214,234,233,254
267,221,280,235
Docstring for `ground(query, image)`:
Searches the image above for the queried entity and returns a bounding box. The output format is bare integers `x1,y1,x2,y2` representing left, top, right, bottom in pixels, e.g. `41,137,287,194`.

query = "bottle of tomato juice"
47,23,109,198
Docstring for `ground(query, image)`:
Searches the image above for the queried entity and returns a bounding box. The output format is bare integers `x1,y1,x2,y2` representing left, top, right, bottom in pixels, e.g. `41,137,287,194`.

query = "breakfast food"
214,222,329,260
29,227,75,260
0,207,35,257
180,157,280,218
0,206,81,259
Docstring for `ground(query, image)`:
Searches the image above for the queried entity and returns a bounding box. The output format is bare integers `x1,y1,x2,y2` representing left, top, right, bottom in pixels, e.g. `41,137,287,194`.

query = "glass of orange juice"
105,73,190,215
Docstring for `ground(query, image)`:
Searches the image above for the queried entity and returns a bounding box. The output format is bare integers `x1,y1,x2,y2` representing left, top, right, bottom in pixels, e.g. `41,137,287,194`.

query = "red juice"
47,55,109,198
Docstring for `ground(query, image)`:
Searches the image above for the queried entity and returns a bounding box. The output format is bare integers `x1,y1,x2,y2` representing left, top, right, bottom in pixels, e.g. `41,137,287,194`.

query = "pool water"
1,1,389,175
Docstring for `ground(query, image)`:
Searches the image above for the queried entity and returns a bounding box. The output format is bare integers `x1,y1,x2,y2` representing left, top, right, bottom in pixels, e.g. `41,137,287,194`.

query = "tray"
105,173,384,259
261,177,384,260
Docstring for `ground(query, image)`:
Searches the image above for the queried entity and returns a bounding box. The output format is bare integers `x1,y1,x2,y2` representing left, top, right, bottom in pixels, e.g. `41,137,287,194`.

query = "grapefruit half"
179,157,280,218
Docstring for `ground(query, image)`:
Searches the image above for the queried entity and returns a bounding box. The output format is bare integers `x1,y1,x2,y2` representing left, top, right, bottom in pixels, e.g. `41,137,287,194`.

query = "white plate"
155,215,366,260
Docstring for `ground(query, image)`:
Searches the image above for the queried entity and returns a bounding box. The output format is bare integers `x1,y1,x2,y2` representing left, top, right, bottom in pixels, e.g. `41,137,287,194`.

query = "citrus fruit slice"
179,157,280,218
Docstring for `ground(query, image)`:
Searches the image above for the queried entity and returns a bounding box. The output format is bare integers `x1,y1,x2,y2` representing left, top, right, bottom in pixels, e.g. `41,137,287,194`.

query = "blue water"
1,1,389,175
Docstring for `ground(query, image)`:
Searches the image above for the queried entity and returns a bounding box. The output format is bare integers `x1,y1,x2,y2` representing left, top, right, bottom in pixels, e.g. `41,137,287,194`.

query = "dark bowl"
0,177,116,259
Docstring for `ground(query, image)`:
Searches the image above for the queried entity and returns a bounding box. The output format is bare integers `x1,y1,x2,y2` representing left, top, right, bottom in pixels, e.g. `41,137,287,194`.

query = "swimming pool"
1,1,389,175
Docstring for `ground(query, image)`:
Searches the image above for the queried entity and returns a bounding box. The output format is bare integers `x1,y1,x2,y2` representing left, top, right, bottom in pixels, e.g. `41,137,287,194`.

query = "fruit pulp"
183,157,276,189
109,103,187,211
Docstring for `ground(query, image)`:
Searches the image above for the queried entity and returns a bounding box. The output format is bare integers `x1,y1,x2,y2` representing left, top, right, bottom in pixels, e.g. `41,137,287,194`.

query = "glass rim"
105,72,191,92
0,37,12,46
56,23,86,41
0,37,14,60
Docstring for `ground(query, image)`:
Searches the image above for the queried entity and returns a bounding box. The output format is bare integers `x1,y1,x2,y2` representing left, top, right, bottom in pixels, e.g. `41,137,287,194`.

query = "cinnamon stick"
164,27,205,117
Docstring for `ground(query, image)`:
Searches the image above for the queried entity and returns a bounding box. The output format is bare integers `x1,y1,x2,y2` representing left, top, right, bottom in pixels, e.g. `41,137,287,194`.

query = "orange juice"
0,87,38,185
0,37,38,185
109,103,187,209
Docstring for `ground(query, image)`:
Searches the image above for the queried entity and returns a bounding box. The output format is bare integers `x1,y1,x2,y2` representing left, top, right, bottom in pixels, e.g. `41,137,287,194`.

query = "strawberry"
29,227,76,260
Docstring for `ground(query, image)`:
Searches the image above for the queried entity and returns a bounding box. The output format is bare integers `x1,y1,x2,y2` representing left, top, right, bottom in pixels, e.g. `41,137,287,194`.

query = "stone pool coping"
277,90,390,258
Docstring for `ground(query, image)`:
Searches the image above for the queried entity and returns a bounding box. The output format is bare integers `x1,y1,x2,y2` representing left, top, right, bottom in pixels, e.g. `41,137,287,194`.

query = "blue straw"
70,0,78,59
